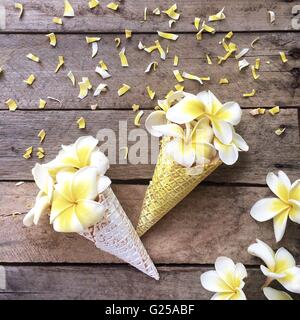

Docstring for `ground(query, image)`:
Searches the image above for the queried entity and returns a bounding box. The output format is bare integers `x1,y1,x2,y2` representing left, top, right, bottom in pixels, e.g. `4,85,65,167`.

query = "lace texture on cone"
80,187,159,280
136,138,222,237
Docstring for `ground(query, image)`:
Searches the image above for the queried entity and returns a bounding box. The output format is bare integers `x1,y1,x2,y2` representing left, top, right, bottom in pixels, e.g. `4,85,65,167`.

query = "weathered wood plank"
0,0,298,33
0,109,299,183
0,33,299,110
0,183,299,264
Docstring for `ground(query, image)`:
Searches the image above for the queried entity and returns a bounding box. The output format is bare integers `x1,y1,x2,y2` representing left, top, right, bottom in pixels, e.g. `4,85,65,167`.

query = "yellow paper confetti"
157,30,178,41
23,146,33,160
145,61,158,73
119,47,129,67
173,70,184,82
250,108,265,116
77,117,86,129
225,31,234,39
125,29,132,39
219,78,229,84
89,0,99,9
38,129,46,143
134,111,144,127
196,23,216,41
174,84,184,91
26,53,40,63
206,54,212,65
39,99,47,109
67,71,76,86
78,77,92,99
24,74,35,85
6,99,18,111
251,65,260,80
194,17,201,30
107,2,118,11
99,60,108,70
275,128,285,136
37,147,45,159
155,40,166,60
163,4,180,20
118,84,131,96
279,51,288,63
64,0,74,17
255,58,261,70
55,56,64,73
269,106,280,115
243,89,256,97
53,17,63,25
132,104,140,112
146,86,156,100
173,55,179,66
86,37,101,43
93,83,108,96
182,72,203,85
15,3,24,18
209,8,225,21
115,37,121,48
46,33,57,47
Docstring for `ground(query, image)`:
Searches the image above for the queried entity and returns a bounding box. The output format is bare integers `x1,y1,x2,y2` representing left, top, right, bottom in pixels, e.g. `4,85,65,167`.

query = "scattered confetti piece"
53,17,63,25
26,53,40,63
15,3,24,19
99,60,108,70
24,74,35,85
238,59,250,71
39,99,47,109
78,77,92,99
119,47,129,67
38,129,46,143
182,72,203,85
251,65,260,80
209,7,225,21
275,128,285,136
6,98,18,111
67,71,76,86
206,54,212,65
125,29,132,39
115,38,121,48
146,86,156,100
255,58,261,70
89,0,99,9
169,19,176,28
243,89,256,97
94,83,108,96
219,78,229,84
86,37,101,43
77,117,86,129
250,108,265,116
15,181,24,186
90,104,98,110
154,40,166,60
55,56,64,73
269,106,280,115
92,42,98,58
173,69,184,82
23,146,33,160
173,55,179,66
225,31,234,39
174,84,184,91
251,37,260,48
157,30,178,41
37,147,45,159
235,48,249,60
120,146,129,159
64,0,74,17
46,33,57,47
107,2,118,11
145,61,158,73
132,104,140,111
47,96,62,107
194,17,201,30
279,51,288,63
196,22,216,40
95,66,111,79
268,10,275,24
144,7,147,21
153,8,161,15
163,4,180,20
0,66,4,74
134,110,144,127
118,84,131,96
138,41,145,50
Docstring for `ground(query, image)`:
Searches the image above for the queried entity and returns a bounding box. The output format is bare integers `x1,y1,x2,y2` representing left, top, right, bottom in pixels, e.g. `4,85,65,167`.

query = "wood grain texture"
0,265,277,300
0,183,299,264
0,0,298,33
0,109,299,183
0,33,299,110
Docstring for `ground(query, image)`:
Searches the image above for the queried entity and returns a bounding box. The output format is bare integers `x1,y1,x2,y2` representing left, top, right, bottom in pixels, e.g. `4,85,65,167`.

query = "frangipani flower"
152,118,216,167
214,132,249,165
50,167,109,233
45,136,109,177
167,90,242,145
23,164,54,227
263,287,293,300
248,239,300,294
250,171,300,242
200,256,247,300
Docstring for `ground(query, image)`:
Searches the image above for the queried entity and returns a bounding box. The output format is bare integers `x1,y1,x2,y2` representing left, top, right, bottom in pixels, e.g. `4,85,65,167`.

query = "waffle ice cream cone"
136,138,222,237
80,186,159,280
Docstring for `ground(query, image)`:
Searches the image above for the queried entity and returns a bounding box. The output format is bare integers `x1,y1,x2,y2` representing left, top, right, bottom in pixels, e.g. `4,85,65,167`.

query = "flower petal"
152,124,184,139
230,289,247,300
260,265,285,279
200,270,233,293
98,176,111,194
250,198,288,222
197,90,223,114
211,292,234,300
145,110,167,137
247,239,275,270
75,200,106,230
166,138,196,168
53,206,84,233
288,199,300,223
216,101,242,125
215,256,236,288
191,118,214,144
166,96,206,124
50,190,74,223
211,119,233,145
194,143,216,164
278,266,300,294
275,247,295,272
72,167,99,201
90,148,110,175
263,287,293,300
266,171,291,202
214,138,238,165
32,163,54,200
75,136,99,167
289,179,300,201
232,133,249,152
234,263,247,288
273,210,289,242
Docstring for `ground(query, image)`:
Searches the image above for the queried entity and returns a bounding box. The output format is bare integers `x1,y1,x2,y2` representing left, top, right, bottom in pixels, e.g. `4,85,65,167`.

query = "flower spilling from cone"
23,136,159,280
136,90,249,236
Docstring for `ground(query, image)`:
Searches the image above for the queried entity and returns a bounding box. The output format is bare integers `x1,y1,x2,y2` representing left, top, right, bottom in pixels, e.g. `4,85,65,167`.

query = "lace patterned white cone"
80,187,159,280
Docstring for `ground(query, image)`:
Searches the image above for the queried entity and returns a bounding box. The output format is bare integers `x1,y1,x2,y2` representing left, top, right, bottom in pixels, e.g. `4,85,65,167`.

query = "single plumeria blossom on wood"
250,171,300,242
200,256,247,300
263,287,293,300
248,239,300,294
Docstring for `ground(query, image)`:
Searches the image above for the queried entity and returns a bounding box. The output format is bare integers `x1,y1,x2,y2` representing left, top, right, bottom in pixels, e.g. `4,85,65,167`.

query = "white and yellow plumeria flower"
45,136,109,178
200,256,247,300
23,164,54,227
167,91,242,145
248,239,300,294
152,118,216,167
250,171,300,242
50,167,110,233
214,132,249,165
263,287,293,300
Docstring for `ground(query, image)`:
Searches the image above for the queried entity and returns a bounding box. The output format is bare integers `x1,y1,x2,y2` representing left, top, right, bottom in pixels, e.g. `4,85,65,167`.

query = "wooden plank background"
0,0,299,300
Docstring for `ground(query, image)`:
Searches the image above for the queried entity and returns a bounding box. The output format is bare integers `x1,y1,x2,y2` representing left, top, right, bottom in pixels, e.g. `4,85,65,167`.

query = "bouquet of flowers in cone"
136,90,249,236
23,136,159,280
